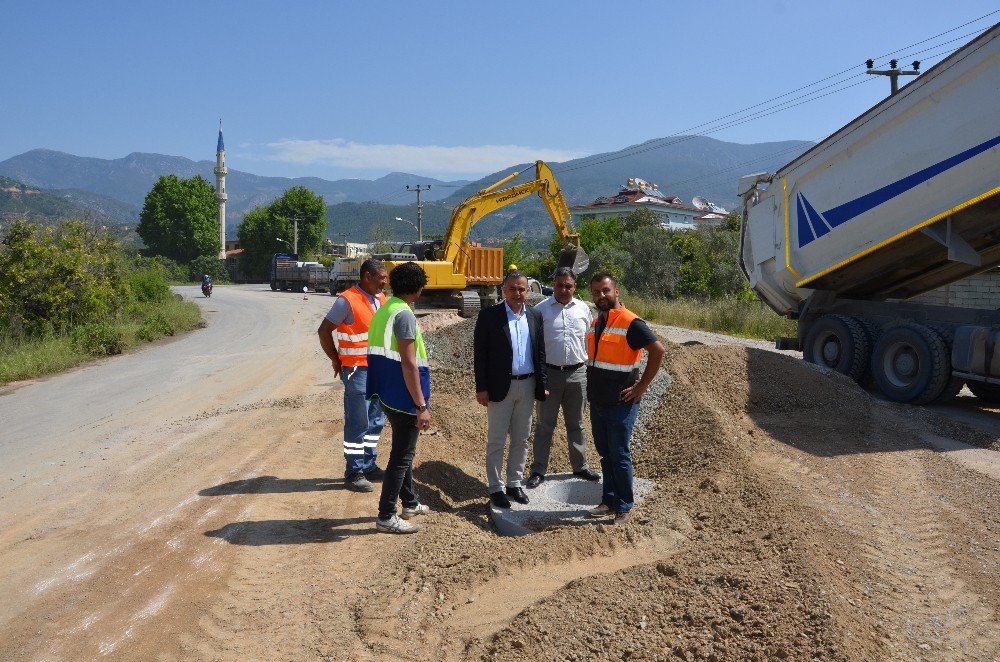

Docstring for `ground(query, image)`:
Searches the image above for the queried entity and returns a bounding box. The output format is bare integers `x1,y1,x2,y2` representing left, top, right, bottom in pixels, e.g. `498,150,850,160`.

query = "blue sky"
3,1,998,180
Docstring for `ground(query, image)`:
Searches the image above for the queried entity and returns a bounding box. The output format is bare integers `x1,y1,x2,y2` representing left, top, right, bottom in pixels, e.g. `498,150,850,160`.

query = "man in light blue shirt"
506,299,534,377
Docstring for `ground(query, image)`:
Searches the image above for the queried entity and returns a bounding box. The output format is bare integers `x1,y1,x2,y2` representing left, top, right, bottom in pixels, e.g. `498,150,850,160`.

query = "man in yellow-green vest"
366,262,431,534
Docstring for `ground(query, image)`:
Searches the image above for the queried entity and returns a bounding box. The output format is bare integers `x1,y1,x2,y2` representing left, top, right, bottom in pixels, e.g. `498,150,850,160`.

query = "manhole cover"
488,472,655,536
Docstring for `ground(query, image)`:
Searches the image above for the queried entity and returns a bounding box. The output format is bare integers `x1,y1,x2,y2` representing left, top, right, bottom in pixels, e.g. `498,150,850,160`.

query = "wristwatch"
415,403,428,412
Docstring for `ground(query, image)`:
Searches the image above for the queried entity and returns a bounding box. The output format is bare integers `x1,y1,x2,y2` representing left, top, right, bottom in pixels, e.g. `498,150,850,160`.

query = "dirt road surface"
0,286,997,660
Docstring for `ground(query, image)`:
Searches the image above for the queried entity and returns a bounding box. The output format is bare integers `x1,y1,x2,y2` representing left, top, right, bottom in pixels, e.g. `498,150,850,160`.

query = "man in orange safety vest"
318,259,389,492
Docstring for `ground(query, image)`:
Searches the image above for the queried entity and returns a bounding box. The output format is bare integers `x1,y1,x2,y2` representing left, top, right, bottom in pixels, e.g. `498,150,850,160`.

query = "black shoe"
573,468,601,482
525,472,545,489
364,466,386,482
489,491,511,509
505,486,530,505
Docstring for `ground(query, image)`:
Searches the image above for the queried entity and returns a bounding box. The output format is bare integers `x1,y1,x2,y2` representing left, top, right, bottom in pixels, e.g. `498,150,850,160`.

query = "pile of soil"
350,316,997,660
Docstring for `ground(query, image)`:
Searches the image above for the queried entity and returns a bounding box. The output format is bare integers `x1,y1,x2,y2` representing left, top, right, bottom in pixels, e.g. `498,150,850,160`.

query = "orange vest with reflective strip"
586,307,643,372
336,287,387,368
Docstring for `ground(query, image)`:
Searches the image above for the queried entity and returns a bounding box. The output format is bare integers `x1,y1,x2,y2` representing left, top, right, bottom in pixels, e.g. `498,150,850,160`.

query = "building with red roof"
571,178,728,230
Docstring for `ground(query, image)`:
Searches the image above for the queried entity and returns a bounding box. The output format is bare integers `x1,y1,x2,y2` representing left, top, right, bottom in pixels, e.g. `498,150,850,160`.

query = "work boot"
587,503,613,519
346,473,375,492
365,466,386,482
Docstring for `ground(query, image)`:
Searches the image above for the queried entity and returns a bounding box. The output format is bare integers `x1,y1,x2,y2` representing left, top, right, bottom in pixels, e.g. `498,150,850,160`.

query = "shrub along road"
0,286,995,660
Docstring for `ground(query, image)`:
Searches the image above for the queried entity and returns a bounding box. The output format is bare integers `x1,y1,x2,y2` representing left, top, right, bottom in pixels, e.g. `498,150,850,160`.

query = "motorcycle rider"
201,274,213,296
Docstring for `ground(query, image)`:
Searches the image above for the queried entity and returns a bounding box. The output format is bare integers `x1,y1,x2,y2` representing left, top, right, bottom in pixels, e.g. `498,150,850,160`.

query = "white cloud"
259,138,586,176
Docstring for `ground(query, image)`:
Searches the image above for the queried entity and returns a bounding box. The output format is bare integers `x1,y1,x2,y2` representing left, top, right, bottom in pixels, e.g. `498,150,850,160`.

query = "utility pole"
866,58,920,96
338,232,349,256
405,184,431,241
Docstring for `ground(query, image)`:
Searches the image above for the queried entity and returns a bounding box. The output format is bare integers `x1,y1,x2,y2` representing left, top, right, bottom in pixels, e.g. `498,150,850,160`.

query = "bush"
188,254,230,283
0,219,127,338
136,312,175,341
126,260,171,303
150,256,189,283
71,322,126,356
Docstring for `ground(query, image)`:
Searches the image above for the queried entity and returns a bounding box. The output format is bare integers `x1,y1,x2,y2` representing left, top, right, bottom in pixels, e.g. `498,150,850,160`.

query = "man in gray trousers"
474,271,548,509
525,267,600,488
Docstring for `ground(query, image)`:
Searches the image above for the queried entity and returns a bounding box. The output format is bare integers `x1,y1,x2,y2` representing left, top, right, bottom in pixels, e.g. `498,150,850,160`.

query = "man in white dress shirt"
525,267,601,488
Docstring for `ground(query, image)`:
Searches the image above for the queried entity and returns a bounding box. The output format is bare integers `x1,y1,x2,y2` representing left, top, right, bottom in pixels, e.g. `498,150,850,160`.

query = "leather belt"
511,373,535,381
546,362,585,371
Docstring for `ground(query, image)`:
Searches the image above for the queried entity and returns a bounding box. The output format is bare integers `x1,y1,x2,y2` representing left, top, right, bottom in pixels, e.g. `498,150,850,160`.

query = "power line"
555,12,999,176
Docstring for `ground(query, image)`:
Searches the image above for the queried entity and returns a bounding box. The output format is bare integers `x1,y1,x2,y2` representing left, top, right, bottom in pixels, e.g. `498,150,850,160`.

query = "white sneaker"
376,514,421,534
400,503,429,520
587,503,613,519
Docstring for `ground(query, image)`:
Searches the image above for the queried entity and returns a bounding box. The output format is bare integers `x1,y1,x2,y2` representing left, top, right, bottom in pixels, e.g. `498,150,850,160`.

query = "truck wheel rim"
821,337,841,364
884,341,919,388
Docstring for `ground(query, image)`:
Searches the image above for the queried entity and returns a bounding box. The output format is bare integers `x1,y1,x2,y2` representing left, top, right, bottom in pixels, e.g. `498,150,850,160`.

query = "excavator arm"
441,160,587,276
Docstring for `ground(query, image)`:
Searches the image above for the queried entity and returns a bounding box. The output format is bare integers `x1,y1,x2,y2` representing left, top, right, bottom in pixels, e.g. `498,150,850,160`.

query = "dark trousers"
377,407,420,519
590,402,639,514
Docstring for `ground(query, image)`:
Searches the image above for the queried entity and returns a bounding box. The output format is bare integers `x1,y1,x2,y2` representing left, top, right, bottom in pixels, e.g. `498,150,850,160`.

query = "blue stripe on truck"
798,133,1000,247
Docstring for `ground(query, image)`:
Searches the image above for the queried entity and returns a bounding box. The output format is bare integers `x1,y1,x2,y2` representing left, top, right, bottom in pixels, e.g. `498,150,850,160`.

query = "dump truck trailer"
739,22,1000,405
270,253,331,292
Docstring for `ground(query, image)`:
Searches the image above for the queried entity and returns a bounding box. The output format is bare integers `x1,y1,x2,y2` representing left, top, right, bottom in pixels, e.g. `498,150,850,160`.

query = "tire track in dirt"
754,419,999,660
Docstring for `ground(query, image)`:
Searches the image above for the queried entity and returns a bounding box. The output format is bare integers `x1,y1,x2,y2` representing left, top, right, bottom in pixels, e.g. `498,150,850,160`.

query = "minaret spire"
215,119,228,260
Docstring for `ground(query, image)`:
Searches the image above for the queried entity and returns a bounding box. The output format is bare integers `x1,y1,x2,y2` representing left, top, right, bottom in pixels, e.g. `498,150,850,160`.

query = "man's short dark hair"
590,272,617,287
360,258,387,279
503,270,528,285
389,261,428,296
551,266,576,282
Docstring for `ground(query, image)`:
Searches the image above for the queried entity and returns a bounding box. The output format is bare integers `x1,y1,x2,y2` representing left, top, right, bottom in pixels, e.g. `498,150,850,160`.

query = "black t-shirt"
587,314,657,406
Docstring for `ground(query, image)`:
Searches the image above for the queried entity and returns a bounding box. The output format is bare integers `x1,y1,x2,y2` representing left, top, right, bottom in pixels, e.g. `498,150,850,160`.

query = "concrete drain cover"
489,472,655,536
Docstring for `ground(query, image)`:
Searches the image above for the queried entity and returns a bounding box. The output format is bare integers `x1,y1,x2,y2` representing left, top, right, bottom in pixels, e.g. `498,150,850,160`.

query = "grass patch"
626,294,796,341
0,295,202,385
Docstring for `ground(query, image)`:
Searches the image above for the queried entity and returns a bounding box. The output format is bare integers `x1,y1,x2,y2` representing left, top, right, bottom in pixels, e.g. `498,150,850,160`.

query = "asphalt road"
0,286,340,494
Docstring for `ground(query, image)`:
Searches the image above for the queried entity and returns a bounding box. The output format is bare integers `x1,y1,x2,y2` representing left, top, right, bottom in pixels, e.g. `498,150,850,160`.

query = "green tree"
622,208,663,232
368,221,394,253
237,207,282,279
670,231,712,297
620,226,679,296
137,175,219,262
237,187,327,279
269,186,327,256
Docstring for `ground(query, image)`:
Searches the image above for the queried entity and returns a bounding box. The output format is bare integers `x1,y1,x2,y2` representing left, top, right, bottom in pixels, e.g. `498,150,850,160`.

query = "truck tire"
803,314,870,383
270,281,278,291
932,376,966,404
967,380,1000,405
870,322,951,404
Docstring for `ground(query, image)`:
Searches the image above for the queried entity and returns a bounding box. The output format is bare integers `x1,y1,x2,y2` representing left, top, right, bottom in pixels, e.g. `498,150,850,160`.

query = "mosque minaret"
215,120,228,260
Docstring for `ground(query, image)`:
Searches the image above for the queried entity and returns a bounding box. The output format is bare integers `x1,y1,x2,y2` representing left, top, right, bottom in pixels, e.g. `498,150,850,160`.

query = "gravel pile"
353,319,890,659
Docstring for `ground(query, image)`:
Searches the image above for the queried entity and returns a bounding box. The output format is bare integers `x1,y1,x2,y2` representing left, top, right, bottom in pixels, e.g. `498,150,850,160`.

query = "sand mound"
350,320,912,659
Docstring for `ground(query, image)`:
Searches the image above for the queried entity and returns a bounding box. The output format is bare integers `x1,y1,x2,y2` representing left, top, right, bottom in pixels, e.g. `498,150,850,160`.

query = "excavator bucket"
557,243,590,275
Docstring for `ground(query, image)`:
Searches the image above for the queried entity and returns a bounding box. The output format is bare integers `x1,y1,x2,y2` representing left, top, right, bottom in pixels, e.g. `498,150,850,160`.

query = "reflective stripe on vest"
586,307,643,371
336,286,386,367
366,297,431,414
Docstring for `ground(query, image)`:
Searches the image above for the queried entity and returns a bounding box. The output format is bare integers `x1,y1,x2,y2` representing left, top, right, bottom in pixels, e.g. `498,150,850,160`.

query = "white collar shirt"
504,301,534,376
536,296,592,366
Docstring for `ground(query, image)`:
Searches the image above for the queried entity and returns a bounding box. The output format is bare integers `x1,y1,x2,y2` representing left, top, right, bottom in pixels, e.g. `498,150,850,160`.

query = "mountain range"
0,135,813,243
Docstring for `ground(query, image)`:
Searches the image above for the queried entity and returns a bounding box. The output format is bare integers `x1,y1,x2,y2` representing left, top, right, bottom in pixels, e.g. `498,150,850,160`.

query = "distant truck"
270,253,331,292
738,22,1000,406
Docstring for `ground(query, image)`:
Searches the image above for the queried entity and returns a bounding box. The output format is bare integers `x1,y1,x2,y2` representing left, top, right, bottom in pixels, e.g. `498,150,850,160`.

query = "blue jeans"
341,367,385,477
590,402,639,514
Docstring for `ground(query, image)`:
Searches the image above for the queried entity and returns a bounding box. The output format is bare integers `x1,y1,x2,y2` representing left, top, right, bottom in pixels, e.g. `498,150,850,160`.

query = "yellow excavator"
382,160,589,317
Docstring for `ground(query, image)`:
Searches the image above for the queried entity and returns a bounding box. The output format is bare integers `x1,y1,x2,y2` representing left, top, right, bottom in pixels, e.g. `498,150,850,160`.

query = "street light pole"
395,216,419,239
